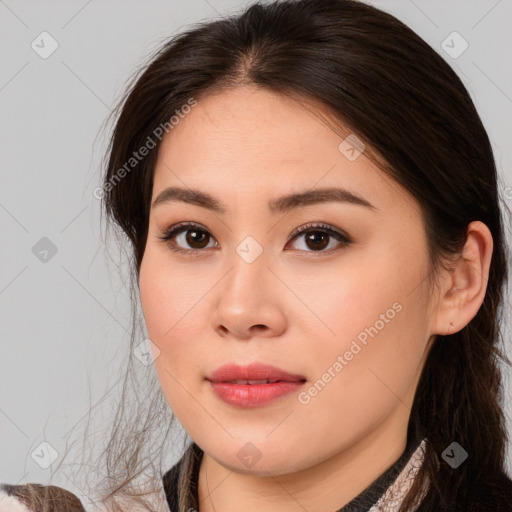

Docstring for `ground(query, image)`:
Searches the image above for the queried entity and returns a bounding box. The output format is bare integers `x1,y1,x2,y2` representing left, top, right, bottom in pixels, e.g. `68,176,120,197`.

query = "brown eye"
303,231,330,251
158,222,217,253
184,228,210,249
288,222,352,254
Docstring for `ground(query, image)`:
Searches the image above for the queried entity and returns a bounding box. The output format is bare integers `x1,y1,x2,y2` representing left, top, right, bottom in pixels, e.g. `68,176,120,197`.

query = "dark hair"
55,0,512,510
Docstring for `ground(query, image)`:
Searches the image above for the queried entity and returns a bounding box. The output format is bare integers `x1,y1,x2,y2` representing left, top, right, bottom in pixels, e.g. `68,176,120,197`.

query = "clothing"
162,435,429,512
0,483,87,512
0,489,32,512
0,435,428,512
0,482,169,512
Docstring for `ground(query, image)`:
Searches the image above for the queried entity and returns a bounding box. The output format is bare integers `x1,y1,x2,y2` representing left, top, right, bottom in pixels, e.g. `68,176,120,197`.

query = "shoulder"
0,485,31,512
0,483,87,512
1,481,171,512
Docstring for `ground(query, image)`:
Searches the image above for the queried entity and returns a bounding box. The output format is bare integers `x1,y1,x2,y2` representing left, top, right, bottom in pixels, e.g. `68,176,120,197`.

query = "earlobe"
431,221,493,336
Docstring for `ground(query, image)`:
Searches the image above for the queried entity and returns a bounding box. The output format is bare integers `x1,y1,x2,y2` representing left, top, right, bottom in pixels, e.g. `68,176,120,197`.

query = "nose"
211,248,287,340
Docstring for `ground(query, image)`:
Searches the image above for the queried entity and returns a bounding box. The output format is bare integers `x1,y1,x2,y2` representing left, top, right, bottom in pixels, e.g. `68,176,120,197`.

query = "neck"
197,408,414,512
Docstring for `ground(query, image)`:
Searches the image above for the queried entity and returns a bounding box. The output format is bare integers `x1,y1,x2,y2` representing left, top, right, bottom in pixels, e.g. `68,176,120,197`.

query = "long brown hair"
54,0,512,510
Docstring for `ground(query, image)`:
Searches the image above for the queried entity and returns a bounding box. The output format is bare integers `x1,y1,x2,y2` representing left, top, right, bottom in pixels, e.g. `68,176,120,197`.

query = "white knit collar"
368,438,429,512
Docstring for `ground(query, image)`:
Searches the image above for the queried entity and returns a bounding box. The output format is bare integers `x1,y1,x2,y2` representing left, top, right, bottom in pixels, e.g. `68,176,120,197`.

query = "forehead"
158,87,340,169
152,86,420,219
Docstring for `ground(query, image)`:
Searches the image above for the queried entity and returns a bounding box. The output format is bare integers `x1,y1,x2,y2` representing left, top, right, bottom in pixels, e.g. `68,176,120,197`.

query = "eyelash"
157,221,352,256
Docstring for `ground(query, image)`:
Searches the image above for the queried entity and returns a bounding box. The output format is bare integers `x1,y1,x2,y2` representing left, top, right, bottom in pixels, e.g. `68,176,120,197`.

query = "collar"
162,436,428,512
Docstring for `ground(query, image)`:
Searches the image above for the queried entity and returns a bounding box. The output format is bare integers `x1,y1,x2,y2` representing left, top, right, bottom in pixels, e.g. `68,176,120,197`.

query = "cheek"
288,251,404,349
138,250,216,412
139,249,208,341
139,253,192,378
294,253,429,434
299,304,427,449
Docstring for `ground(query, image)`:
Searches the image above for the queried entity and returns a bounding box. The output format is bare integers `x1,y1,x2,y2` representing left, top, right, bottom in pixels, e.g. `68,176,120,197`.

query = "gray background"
1,0,511,492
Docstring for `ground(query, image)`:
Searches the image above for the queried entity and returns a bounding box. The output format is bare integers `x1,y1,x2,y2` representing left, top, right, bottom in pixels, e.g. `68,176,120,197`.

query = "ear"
431,221,493,336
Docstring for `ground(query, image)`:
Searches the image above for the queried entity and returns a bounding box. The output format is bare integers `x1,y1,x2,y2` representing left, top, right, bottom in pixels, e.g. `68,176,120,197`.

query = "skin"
138,85,493,512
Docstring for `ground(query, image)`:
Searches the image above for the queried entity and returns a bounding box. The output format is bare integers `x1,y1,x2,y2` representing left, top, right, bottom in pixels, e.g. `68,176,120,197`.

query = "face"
139,85,435,475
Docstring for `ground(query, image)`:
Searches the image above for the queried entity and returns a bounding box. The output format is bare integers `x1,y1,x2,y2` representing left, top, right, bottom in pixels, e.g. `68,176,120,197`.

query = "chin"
207,441,310,477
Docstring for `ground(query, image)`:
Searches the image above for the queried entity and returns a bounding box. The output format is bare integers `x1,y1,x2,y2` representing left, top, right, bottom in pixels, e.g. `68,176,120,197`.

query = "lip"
206,362,306,383
206,363,306,408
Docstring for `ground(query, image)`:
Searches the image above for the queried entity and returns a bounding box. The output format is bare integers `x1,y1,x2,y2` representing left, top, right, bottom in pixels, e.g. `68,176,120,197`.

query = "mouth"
206,362,307,407
221,379,303,384
206,362,306,384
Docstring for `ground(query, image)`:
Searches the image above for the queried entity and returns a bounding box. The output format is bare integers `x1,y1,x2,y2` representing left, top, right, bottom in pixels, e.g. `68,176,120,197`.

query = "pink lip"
206,363,306,408
207,362,306,383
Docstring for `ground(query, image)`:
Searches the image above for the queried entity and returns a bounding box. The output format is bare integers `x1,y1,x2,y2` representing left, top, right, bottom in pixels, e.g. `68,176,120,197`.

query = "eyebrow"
151,186,376,214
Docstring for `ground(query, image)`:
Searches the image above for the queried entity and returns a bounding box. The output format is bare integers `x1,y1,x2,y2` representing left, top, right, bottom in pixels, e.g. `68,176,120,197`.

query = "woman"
2,0,511,510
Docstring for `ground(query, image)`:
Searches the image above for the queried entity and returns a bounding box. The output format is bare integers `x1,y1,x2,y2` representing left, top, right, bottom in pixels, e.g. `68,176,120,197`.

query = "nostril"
218,325,229,335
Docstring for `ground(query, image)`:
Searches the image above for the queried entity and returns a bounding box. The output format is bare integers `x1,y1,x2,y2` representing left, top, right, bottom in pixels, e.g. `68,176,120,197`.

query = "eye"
157,222,217,254
157,221,352,255
287,222,352,254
